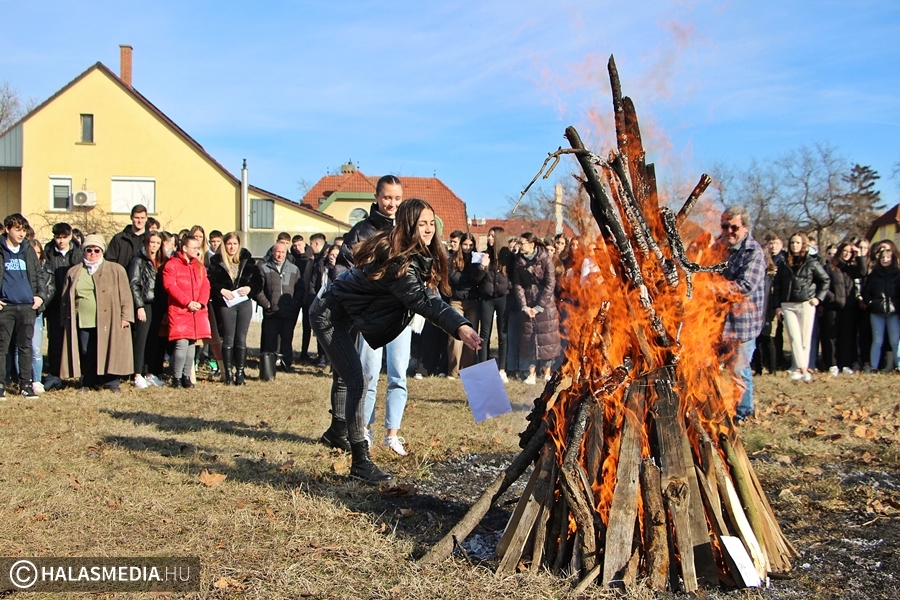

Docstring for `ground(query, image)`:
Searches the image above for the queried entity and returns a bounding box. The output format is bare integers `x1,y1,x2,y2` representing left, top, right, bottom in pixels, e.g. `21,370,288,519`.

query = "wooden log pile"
420,55,798,593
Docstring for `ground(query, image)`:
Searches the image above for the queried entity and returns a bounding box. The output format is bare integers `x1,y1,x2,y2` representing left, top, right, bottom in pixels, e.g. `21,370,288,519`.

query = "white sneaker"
842,367,854,375
446,375,456,380
524,374,537,385
134,375,149,389
383,435,408,456
32,381,45,395
498,370,509,384
413,372,423,380
790,371,804,381
146,374,165,387
802,372,813,383
828,366,839,377
364,428,373,448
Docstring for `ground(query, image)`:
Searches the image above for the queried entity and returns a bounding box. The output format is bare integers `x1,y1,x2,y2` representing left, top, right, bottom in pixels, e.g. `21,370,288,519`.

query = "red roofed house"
866,203,900,246
301,163,469,240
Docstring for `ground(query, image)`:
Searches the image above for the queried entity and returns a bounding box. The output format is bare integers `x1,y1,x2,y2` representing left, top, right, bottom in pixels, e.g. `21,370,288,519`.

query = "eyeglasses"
721,223,741,233
84,247,102,254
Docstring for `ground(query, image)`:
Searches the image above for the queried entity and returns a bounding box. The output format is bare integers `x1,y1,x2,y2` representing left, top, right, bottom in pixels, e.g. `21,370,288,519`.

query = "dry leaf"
68,474,82,490
198,469,227,487
381,484,418,497
213,577,243,590
397,508,414,519
854,425,876,440
429,438,442,447
332,461,349,475
106,499,120,509
491,436,502,445
776,455,792,465
236,501,246,509
459,445,469,453
802,467,823,476
861,451,877,464
278,460,295,473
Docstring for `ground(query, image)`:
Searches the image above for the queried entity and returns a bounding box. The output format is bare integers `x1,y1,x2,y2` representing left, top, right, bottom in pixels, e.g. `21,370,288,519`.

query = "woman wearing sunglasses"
60,234,135,391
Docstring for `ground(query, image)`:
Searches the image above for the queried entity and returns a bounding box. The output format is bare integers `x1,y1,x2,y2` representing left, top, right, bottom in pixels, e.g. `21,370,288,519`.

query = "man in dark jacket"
255,241,302,372
291,235,315,362
302,233,328,364
43,222,84,384
105,204,148,268
0,214,50,398
331,175,412,456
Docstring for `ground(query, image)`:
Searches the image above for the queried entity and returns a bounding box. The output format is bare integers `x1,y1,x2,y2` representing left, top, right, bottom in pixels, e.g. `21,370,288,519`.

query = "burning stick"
677,174,713,226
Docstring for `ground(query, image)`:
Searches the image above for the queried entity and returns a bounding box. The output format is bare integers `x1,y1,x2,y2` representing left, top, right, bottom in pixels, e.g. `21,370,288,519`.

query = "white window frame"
48,175,73,212
110,177,156,214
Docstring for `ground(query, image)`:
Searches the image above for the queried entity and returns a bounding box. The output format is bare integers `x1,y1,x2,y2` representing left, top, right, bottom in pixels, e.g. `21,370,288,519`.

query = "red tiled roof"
866,203,900,241
302,170,469,238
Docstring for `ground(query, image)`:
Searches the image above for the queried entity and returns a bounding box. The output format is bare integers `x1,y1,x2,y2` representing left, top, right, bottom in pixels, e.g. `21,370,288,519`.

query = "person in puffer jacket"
311,198,481,485
861,240,900,372
162,235,210,389
127,231,165,388
255,240,302,374
476,226,511,381
773,232,830,382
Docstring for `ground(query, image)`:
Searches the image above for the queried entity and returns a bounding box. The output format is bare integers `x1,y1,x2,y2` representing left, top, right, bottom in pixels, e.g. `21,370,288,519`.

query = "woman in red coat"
162,235,211,388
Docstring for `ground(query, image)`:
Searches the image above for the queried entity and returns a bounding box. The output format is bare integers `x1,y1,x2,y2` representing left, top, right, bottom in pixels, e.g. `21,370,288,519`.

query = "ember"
421,55,797,593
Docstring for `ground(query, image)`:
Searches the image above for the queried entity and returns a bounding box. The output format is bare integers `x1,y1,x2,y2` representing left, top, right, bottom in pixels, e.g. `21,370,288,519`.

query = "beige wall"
869,224,900,247
321,198,372,225
0,170,21,218
20,68,240,239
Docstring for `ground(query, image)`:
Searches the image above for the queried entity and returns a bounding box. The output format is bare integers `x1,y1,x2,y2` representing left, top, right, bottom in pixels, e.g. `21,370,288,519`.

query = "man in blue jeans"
718,206,767,421
321,175,410,455
0,214,50,399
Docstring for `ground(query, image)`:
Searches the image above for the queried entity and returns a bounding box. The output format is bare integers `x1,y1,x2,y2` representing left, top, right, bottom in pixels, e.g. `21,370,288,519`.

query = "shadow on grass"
100,409,318,445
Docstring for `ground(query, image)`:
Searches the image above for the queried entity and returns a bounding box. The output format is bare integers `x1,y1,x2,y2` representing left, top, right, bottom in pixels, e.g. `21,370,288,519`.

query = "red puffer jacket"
163,251,211,341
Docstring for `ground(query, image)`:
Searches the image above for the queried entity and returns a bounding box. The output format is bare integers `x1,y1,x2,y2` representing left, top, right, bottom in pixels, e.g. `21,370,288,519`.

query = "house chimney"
120,45,133,88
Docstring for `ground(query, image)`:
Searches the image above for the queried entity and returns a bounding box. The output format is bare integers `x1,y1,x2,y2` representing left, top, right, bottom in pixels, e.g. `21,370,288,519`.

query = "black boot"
234,347,247,385
319,412,351,452
181,375,194,389
171,377,182,389
350,441,393,484
221,346,233,385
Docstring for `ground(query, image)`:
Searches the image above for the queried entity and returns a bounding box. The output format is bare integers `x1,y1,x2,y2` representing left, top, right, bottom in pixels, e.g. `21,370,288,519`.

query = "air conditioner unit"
72,190,97,207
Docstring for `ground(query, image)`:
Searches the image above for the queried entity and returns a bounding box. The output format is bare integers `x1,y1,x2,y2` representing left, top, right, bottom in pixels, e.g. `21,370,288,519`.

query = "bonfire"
421,55,797,593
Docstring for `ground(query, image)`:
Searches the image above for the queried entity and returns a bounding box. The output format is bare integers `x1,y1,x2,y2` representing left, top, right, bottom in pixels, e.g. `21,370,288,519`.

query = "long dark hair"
787,232,809,268
451,232,476,272
354,198,449,295
143,230,164,266
487,226,508,275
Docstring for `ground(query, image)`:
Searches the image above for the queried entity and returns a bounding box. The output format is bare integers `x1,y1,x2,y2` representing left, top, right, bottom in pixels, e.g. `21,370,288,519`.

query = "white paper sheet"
225,291,249,308
459,359,512,423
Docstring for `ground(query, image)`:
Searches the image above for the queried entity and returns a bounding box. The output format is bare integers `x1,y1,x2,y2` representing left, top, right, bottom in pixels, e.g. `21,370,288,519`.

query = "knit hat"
82,234,107,251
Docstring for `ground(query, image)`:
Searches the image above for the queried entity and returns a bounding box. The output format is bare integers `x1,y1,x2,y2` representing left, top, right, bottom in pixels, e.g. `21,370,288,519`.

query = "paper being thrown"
459,359,512,422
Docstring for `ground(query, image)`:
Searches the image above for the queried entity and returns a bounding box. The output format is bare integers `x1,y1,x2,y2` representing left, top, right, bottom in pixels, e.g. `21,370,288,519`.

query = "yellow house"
866,203,900,247
0,46,348,255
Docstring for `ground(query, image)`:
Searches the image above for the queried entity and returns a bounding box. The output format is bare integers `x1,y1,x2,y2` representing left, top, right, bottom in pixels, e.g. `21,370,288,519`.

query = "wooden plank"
712,450,768,580
680,417,719,587
699,436,725,531
641,458,669,592
653,373,697,593
495,450,545,559
496,448,557,575
695,465,744,586
602,387,645,586
530,460,557,572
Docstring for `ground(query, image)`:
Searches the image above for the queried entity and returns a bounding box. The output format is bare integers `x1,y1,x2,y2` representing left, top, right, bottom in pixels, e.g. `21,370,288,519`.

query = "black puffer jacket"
208,249,263,310
773,254,830,306
449,252,484,301
105,225,146,268
43,242,83,310
862,264,900,315
338,204,393,269
255,258,302,318
329,254,470,349
478,247,511,299
127,248,158,308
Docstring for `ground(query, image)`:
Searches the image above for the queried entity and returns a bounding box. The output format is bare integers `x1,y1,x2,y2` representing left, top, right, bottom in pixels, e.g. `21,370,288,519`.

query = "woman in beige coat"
60,234,134,391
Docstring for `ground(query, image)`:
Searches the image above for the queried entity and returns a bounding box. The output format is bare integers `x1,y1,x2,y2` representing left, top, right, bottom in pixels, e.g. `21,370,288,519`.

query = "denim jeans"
732,338,756,417
869,313,900,370
360,324,412,431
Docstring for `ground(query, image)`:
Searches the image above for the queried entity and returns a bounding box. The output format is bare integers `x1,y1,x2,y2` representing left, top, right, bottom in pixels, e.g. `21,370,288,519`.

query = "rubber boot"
221,346,234,385
349,441,393,484
234,347,247,385
319,412,351,452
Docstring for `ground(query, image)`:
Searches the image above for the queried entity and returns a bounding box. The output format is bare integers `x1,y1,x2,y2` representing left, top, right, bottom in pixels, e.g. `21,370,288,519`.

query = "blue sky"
3,1,898,218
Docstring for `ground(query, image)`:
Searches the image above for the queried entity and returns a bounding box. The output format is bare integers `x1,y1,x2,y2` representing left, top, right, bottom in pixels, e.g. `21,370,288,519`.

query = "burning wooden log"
421,54,796,593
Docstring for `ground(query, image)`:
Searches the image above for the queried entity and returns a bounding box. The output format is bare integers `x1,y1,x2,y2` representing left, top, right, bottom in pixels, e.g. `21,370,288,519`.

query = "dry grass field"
2,328,899,598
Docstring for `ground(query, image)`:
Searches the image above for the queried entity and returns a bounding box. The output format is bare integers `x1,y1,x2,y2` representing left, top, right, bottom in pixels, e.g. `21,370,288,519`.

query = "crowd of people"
1,186,897,481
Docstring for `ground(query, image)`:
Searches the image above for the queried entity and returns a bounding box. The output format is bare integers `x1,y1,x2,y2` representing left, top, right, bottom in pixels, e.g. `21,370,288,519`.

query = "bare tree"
508,175,597,239
0,81,37,134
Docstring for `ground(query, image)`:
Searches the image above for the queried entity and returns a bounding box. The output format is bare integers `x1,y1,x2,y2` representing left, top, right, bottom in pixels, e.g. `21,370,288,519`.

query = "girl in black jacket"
127,231,165,388
861,240,900,372
208,233,263,385
311,199,481,484
477,227,511,381
447,232,483,377
774,232,830,381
